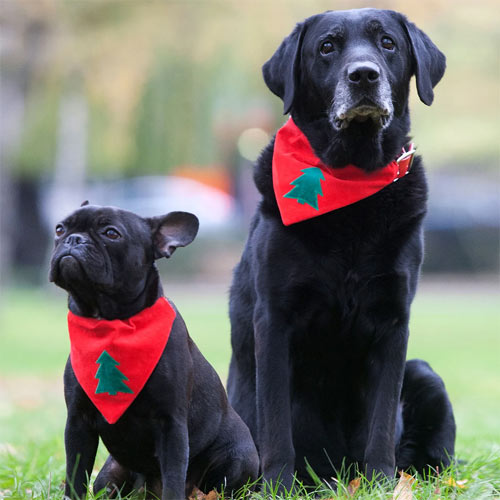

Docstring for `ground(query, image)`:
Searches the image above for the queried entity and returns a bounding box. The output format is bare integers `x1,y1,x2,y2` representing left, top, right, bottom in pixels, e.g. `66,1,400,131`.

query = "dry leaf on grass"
188,488,202,500
188,487,218,500
347,477,361,496
392,471,416,500
188,488,197,500
444,478,468,489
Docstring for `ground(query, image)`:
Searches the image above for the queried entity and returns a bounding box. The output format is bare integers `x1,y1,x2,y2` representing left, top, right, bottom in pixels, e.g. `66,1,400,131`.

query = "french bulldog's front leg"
64,413,99,499
158,416,189,500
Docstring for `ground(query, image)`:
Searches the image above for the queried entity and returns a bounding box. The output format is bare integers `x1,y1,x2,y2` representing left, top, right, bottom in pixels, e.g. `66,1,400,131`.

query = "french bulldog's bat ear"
401,16,446,105
81,200,89,207
262,20,308,115
147,211,199,259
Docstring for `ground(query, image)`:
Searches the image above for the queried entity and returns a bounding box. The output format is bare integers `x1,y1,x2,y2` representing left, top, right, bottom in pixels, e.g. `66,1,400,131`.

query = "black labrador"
227,8,456,488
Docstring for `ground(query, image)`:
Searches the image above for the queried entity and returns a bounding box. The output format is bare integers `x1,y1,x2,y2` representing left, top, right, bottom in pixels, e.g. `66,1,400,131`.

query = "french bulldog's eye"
55,224,65,237
319,40,335,55
104,228,121,240
381,36,395,51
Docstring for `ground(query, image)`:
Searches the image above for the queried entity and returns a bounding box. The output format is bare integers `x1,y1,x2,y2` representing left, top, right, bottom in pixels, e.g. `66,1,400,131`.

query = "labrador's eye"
104,228,121,240
320,40,335,55
55,224,65,237
381,36,395,51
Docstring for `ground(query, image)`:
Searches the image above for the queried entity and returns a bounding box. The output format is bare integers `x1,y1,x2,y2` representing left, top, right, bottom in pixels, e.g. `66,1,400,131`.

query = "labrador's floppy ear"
262,21,308,114
402,18,446,106
147,211,199,259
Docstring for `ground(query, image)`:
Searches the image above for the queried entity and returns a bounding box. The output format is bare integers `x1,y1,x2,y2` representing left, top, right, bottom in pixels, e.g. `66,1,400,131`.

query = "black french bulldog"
49,202,259,500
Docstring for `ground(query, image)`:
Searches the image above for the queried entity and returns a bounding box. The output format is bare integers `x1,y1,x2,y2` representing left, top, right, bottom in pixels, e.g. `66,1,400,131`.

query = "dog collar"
272,117,415,226
68,297,176,424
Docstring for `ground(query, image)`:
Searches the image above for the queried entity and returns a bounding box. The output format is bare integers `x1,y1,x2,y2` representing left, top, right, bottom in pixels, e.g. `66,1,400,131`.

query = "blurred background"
0,0,499,285
0,0,499,464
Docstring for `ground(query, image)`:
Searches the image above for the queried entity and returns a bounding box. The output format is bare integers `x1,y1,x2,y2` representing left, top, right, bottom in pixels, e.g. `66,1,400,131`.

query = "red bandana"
68,297,176,424
272,118,415,226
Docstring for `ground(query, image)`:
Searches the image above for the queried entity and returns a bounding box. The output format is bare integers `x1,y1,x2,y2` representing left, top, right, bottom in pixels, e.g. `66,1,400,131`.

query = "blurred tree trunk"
45,72,88,229
0,5,49,291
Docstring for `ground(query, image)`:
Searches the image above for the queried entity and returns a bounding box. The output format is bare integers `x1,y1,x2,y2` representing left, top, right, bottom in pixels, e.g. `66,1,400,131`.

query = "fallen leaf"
392,471,416,500
444,478,468,489
188,488,219,500
188,487,205,500
348,477,361,496
399,471,417,485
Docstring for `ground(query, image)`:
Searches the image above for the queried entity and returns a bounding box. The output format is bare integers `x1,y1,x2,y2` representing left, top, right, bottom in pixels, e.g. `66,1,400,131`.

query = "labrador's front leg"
354,274,411,480
254,299,295,490
362,339,407,480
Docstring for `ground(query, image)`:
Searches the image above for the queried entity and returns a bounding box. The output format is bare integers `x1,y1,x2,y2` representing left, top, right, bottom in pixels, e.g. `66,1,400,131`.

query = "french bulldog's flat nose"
347,61,380,86
64,233,88,247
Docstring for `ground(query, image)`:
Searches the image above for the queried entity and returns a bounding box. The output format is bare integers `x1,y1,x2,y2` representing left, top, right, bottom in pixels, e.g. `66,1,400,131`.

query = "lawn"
0,278,499,499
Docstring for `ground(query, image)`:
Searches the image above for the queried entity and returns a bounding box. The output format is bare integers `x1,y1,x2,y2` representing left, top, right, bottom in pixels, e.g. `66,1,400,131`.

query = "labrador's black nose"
347,61,380,86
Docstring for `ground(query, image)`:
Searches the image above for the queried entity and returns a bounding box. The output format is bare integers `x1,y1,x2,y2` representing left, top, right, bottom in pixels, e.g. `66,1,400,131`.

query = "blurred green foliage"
132,53,217,173
2,0,498,179
14,81,60,178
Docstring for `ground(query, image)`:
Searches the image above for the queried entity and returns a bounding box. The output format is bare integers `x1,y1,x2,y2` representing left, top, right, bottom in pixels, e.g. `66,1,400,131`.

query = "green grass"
407,286,500,455
1,445,499,499
0,280,499,499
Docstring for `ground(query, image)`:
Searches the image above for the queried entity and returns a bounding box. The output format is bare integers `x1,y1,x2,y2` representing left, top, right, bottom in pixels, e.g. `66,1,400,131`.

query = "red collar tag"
272,118,415,226
68,297,176,424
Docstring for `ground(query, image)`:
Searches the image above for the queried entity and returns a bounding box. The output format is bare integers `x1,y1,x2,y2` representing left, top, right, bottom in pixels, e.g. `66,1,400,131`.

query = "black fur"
50,205,259,499
228,8,455,489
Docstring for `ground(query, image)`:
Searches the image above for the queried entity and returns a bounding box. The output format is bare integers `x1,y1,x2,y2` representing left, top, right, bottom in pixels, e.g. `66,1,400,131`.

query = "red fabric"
68,297,176,424
272,118,413,226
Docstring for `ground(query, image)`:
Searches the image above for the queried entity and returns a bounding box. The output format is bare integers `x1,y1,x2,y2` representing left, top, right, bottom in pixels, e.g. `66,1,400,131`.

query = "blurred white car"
43,176,236,235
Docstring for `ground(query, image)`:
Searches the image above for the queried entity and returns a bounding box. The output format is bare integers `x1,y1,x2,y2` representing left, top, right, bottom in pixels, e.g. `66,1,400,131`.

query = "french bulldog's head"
49,202,199,318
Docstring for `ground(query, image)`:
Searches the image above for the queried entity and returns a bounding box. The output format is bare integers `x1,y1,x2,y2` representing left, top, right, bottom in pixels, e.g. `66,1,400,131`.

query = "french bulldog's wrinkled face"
50,206,150,296
49,204,199,300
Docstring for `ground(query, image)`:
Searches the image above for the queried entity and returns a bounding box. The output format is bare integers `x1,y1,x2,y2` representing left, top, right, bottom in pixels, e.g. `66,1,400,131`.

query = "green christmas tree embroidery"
95,350,133,396
284,167,325,210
